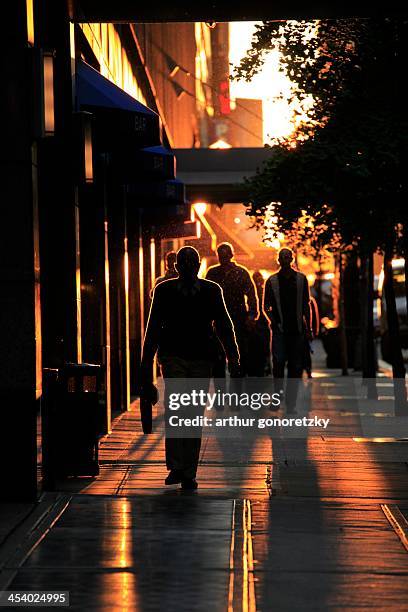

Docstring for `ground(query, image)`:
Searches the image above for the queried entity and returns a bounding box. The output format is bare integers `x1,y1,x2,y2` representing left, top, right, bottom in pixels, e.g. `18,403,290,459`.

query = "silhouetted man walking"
264,248,312,413
141,246,239,489
153,250,178,288
206,243,258,378
249,270,271,376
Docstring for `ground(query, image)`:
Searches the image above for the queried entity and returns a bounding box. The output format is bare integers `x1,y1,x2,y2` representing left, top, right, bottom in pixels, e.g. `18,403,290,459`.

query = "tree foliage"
232,18,408,255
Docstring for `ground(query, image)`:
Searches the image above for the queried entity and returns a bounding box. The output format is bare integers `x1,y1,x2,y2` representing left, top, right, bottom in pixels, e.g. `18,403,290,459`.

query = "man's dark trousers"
160,356,212,479
272,331,304,410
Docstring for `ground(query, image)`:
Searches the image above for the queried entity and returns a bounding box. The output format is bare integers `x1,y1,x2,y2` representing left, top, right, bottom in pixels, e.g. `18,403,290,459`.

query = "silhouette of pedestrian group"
141,243,313,489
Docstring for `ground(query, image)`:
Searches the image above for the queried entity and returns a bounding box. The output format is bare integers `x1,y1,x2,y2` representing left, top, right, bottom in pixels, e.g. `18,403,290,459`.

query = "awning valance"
126,178,186,206
75,60,161,149
111,144,176,181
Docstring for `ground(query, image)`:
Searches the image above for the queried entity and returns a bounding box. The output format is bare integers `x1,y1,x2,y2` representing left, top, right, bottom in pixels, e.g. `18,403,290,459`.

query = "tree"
233,18,408,407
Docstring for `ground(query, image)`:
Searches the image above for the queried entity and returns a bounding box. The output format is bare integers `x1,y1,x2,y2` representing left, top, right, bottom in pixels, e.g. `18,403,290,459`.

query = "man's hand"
140,381,159,405
245,314,257,331
305,329,313,342
228,358,241,378
140,358,153,382
140,361,158,404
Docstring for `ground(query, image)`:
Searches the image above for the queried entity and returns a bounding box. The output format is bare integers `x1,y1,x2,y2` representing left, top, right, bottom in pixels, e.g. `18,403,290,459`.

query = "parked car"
377,258,408,363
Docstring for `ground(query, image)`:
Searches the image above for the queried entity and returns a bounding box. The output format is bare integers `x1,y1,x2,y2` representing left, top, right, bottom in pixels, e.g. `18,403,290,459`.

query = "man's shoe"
165,470,183,485
181,478,198,490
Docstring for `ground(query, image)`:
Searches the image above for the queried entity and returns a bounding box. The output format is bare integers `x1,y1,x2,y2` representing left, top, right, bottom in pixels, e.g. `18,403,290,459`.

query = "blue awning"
140,145,176,179
111,144,176,181
75,61,161,149
126,178,186,206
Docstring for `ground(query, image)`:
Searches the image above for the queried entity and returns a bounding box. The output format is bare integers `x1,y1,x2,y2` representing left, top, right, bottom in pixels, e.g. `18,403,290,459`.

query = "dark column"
0,1,40,501
128,205,143,395
142,219,153,334
108,184,129,412
128,205,152,397
79,174,111,432
36,0,80,366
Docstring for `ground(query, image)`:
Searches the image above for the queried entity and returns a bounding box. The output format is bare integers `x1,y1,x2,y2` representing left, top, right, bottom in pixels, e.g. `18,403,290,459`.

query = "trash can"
42,363,101,490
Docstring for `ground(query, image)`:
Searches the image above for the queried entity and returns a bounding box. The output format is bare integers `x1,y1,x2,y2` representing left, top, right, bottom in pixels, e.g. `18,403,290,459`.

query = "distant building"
228,98,263,147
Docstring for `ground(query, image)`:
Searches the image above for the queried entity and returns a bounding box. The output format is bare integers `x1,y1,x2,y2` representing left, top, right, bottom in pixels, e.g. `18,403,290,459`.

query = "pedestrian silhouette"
264,247,312,413
151,250,178,296
303,295,320,378
249,271,271,376
141,246,240,489
206,243,259,379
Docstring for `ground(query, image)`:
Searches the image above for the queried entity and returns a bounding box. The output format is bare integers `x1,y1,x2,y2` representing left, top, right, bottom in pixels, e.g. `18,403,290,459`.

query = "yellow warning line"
243,499,256,612
228,499,257,612
228,499,236,612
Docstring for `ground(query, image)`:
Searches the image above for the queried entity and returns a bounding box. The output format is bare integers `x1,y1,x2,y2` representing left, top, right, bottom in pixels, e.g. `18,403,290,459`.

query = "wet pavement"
2,344,408,610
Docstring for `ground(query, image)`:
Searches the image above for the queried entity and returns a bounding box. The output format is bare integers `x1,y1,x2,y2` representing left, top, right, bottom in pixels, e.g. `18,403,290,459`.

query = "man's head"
176,246,200,280
217,242,234,265
165,250,177,271
278,247,294,270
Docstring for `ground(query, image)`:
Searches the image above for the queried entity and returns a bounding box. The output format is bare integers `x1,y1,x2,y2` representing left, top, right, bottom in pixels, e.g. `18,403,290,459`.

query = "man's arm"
149,276,164,299
302,276,312,336
205,266,217,282
141,287,163,381
243,269,259,320
263,278,274,325
212,285,240,367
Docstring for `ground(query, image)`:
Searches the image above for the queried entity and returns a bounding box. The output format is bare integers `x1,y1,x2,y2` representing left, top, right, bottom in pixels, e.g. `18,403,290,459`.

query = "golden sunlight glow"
194,204,217,251
26,0,34,45
139,237,145,339
124,242,130,409
195,23,214,117
119,501,130,568
262,203,285,249
194,202,208,216
353,438,397,443
229,22,318,146
84,121,93,183
198,257,208,278
43,54,55,135
80,23,147,105
104,222,112,432
150,238,156,289
209,139,233,149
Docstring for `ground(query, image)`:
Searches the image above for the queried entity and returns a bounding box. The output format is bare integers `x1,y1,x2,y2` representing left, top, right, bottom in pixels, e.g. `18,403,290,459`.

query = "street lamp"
29,48,56,138
73,112,94,184
42,50,55,137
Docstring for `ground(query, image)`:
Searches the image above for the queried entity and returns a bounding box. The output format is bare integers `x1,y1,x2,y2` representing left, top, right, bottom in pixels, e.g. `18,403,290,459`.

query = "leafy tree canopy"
232,19,408,254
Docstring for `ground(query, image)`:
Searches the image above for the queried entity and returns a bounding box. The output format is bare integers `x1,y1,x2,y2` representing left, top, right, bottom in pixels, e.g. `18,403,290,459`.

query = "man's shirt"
264,269,311,334
278,271,299,333
154,269,178,287
142,278,239,363
206,262,259,324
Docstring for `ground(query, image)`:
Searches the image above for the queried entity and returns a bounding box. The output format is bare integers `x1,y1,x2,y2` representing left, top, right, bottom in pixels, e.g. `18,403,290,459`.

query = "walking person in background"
153,250,178,290
141,246,240,490
264,247,312,413
206,243,259,379
303,295,320,378
249,271,271,376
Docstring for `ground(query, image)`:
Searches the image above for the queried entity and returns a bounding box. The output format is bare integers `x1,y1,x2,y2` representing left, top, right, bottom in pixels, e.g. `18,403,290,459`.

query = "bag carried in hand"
140,383,158,434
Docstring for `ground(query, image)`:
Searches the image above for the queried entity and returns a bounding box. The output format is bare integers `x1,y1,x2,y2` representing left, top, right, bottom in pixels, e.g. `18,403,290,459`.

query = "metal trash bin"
42,363,101,490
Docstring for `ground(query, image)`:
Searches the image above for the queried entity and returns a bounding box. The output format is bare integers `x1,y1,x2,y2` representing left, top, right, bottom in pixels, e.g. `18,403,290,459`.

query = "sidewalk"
1,344,408,610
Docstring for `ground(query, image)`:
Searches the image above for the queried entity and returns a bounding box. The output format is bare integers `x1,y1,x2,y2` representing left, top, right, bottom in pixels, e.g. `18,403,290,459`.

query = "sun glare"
229,21,318,146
